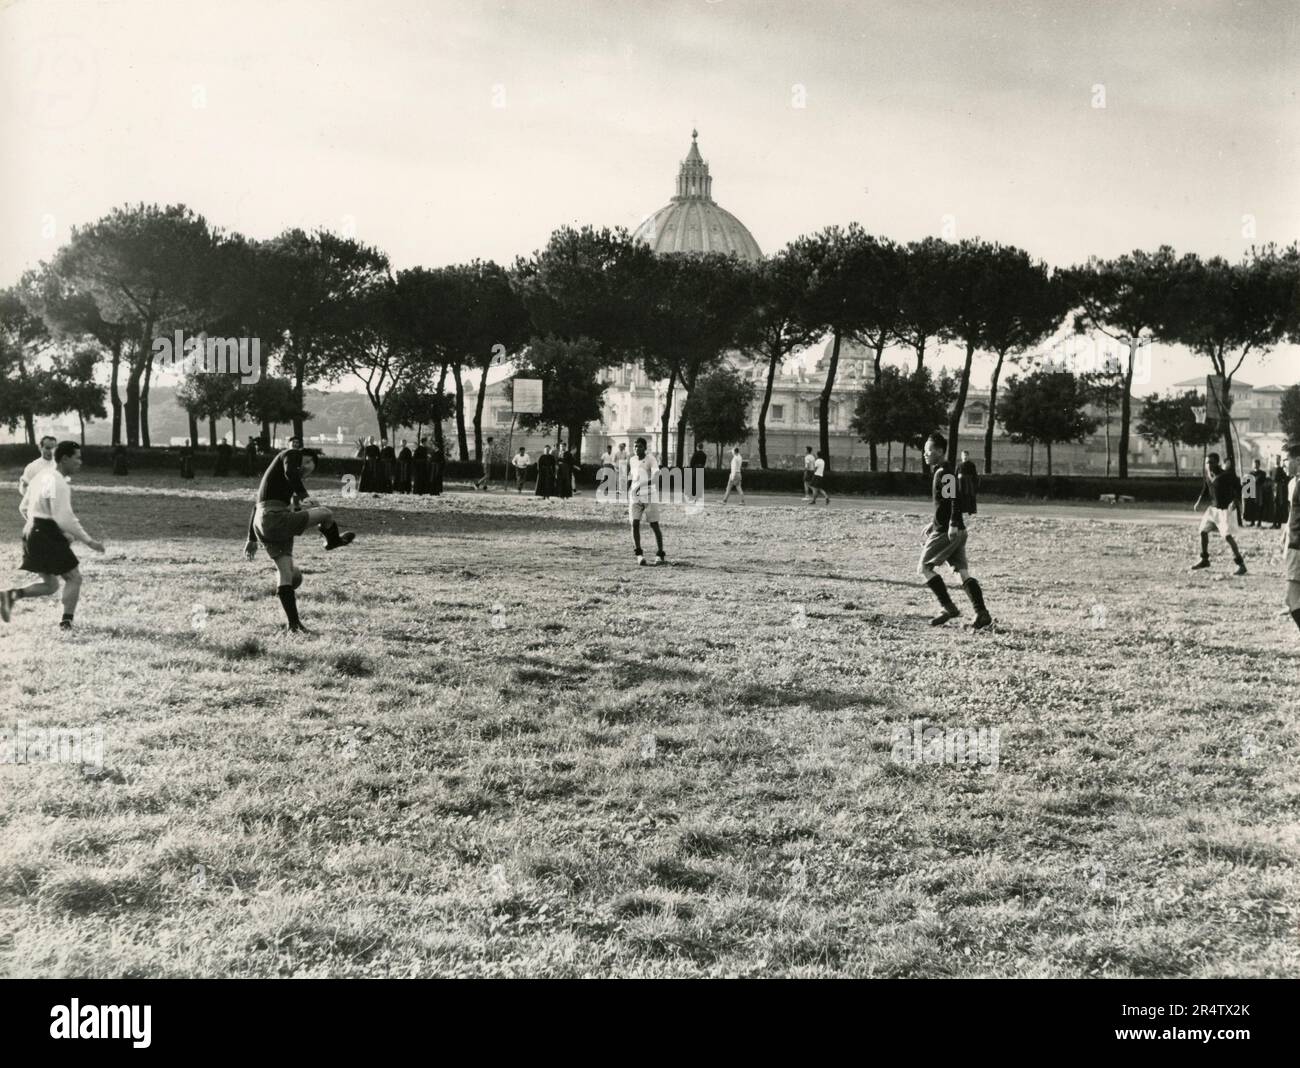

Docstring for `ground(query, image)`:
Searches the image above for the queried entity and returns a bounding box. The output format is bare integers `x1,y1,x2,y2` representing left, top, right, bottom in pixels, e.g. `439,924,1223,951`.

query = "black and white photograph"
1,0,1298,1041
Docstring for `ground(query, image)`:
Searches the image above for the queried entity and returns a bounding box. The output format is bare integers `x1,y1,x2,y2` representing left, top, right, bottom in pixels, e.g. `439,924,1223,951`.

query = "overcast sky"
2,0,1297,392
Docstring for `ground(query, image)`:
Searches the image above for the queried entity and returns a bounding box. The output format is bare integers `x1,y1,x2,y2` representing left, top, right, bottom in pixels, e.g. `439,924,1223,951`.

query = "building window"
495,409,513,425
641,406,653,427
966,409,986,427
771,404,784,422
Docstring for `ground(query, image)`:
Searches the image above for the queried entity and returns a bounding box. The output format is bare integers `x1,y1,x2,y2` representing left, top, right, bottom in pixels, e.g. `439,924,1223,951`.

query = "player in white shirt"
614,443,629,501
721,447,745,505
17,435,57,497
628,437,666,565
808,451,830,505
511,447,531,493
2,441,106,629
802,446,815,500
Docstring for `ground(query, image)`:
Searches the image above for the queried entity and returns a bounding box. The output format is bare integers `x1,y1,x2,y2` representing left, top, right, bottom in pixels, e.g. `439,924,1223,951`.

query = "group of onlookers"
1241,456,1293,528
357,436,446,495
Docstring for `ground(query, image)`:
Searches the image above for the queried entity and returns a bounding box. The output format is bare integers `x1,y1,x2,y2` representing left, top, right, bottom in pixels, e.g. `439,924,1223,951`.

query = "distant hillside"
72,387,385,446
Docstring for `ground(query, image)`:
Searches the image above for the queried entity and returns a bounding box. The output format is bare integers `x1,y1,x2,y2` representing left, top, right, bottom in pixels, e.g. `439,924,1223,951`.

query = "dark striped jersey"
932,462,965,531
255,449,309,506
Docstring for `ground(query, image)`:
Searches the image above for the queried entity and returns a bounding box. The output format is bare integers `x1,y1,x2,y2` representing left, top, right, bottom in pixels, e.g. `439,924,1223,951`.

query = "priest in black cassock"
1244,459,1267,527
396,440,413,494
412,438,429,495
359,436,382,492
1271,456,1289,529
557,443,574,500
378,439,396,493
536,445,557,499
430,442,445,496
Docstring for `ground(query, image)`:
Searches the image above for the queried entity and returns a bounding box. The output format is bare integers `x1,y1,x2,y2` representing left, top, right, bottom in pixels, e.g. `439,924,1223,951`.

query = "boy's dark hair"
927,431,947,452
1286,441,1300,458
298,448,320,462
635,437,646,447
54,441,80,462
40,435,57,447
1208,452,1220,465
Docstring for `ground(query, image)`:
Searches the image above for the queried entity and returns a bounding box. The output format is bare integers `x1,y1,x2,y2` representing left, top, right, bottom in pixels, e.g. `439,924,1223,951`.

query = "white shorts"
629,499,661,523
1199,506,1240,538
1286,546,1300,583
726,475,742,490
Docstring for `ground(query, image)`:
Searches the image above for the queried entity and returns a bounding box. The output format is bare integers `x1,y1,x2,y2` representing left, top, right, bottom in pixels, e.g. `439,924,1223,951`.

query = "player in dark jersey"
243,448,354,633
1191,452,1246,575
917,432,992,629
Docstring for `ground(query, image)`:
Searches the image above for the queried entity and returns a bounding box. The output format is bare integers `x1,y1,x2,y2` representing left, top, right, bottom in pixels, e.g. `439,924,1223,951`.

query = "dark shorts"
918,527,969,574
811,475,824,489
253,506,311,560
21,518,79,576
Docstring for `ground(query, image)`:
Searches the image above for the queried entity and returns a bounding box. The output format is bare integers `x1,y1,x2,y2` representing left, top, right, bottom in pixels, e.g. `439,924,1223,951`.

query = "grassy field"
1,471,1297,978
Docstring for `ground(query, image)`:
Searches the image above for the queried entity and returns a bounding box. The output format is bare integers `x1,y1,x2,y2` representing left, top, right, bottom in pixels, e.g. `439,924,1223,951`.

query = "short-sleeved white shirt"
814,458,826,477
730,454,743,477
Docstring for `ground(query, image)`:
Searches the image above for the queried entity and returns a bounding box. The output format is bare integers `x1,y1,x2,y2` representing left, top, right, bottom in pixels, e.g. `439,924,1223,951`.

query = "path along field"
1,472,1297,977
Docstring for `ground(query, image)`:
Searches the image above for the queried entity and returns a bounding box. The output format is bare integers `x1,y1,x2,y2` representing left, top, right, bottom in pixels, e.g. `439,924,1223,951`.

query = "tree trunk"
230,412,237,444
1029,442,1035,476
23,411,35,446
983,348,1007,475
433,364,448,453
451,362,468,460
109,337,123,445
946,340,977,467
869,340,885,471
675,411,688,469
886,440,891,471
125,363,143,446
208,414,218,447
901,443,907,473
1170,440,1179,478
474,360,491,460
914,337,926,375
1046,442,1053,477
819,330,842,470
1118,338,1136,478
658,368,678,467
141,350,153,447
78,413,85,446
757,341,781,469
187,412,199,445
261,419,271,445
292,361,306,440
1103,403,1112,477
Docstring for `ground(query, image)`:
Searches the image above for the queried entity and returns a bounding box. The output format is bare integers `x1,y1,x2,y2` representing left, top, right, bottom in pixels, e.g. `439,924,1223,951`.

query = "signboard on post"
514,378,543,414
503,378,544,488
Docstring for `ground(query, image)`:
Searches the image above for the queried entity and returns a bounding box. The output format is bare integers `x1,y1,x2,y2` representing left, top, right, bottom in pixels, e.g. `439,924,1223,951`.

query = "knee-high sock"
1291,608,1300,633
1225,535,1243,564
1199,531,1210,559
320,520,343,548
277,585,302,629
962,576,987,614
925,575,957,612
650,522,664,554
632,519,643,555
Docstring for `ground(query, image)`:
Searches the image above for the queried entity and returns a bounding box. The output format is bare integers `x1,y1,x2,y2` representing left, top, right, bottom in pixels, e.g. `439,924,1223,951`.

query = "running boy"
917,432,992,629
1,441,105,629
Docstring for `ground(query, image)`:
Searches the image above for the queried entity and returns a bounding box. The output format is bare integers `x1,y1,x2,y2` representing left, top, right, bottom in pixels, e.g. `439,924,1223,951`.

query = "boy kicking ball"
917,432,992,630
244,447,354,633
628,437,666,566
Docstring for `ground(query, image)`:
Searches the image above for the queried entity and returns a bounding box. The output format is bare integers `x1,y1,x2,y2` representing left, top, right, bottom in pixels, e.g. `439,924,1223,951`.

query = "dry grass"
0,470,1296,977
